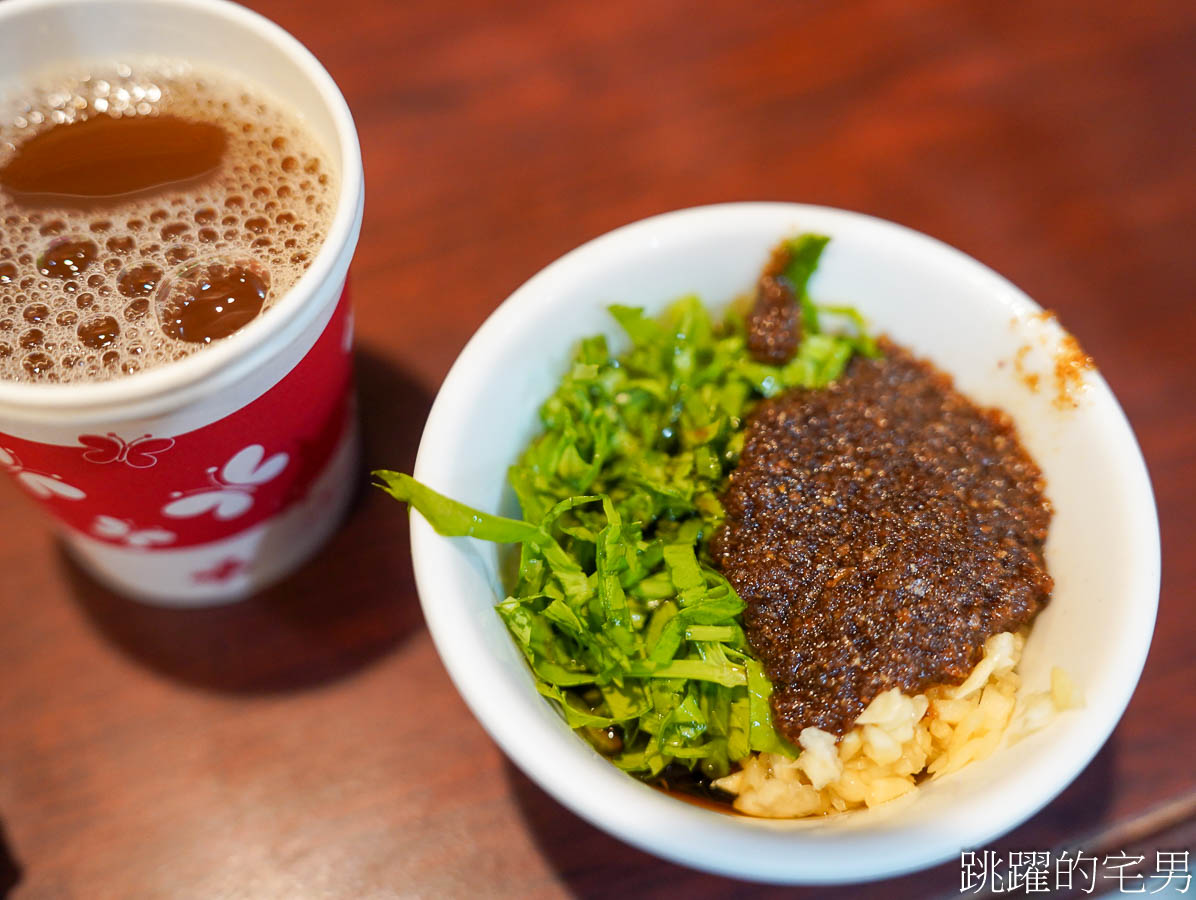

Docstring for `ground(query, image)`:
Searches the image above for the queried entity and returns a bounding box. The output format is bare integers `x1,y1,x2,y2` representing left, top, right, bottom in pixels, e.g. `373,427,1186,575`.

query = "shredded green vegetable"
377,234,876,780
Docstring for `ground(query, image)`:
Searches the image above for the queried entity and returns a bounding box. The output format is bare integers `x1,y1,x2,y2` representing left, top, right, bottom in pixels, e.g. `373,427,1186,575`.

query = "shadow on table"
504,736,1119,899
62,346,433,695
0,819,20,899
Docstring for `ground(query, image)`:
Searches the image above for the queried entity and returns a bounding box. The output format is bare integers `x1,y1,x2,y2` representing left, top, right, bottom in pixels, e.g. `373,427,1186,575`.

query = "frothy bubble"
0,61,336,384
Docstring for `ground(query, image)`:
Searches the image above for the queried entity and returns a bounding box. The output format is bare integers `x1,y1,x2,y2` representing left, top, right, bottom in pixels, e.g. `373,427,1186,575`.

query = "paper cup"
0,0,365,605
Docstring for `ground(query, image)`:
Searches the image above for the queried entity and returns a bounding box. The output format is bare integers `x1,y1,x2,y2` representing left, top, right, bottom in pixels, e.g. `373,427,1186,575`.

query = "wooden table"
2,0,1193,896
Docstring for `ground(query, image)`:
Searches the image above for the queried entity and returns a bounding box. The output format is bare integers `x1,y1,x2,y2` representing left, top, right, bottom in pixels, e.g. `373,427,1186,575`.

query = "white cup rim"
0,0,364,423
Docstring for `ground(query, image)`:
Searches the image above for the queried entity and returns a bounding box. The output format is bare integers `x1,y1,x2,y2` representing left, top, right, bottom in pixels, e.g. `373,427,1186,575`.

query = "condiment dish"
406,202,1159,883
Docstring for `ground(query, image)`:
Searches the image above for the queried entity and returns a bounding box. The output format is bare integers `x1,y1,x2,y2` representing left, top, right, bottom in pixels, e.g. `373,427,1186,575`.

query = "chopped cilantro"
378,235,875,779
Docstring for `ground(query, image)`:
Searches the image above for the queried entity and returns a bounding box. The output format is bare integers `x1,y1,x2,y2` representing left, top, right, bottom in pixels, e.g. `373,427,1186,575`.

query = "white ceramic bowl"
408,203,1159,884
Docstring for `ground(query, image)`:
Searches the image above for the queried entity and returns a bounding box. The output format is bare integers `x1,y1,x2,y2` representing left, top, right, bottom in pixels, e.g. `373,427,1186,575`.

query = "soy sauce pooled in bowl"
0,61,336,382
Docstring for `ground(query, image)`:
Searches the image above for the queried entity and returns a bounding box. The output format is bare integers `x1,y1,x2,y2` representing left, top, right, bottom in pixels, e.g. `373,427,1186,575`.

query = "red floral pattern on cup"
0,285,354,549
192,557,249,584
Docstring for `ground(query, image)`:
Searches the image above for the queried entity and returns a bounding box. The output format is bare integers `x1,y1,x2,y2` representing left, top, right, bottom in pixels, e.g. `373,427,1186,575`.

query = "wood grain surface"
1,0,1193,896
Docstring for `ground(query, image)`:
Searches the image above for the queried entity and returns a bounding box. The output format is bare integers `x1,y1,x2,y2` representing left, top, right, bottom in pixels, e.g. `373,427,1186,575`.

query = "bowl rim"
408,202,1161,884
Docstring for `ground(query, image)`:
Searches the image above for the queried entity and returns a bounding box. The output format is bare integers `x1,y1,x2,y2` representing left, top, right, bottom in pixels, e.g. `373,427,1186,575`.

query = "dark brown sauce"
713,339,1053,741
746,243,802,365
0,114,226,208
647,764,739,815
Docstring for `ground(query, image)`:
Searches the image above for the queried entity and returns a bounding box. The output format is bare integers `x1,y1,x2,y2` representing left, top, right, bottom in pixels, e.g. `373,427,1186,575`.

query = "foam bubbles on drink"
157,258,269,343
0,61,335,383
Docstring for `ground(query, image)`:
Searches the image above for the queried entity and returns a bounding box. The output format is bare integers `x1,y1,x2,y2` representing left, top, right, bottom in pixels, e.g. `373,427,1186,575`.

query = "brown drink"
0,60,337,383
